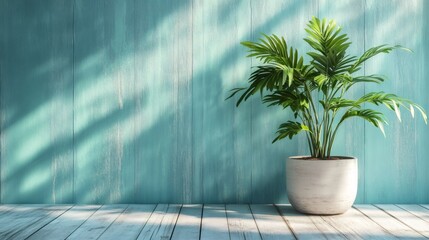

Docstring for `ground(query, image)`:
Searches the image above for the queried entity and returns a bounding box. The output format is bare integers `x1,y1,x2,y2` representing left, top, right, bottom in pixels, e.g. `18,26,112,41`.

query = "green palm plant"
228,17,427,159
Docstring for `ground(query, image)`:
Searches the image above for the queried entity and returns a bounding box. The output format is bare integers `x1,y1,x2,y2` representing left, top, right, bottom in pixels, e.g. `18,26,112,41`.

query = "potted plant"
228,17,427,215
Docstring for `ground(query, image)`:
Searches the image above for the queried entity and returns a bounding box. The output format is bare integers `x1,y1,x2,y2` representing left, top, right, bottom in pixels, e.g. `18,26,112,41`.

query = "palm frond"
304,17,352,77
273,121,310,143
340,109,388,136
357,92,428,123
349,45,411,73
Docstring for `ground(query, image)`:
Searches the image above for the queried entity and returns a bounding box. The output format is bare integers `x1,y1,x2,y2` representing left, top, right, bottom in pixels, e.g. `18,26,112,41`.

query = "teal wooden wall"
0,0,428,204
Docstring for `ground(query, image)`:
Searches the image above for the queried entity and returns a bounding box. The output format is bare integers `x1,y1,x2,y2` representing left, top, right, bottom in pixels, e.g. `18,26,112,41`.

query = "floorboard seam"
317,215,347,240
373,204,423,236
198,204,204,240
95,204,129,240
273,204,298,240
395,204,429,224
23,205,74,240
168,204,183,240
63,204,103,239
135,204,158,239
224,204,232,240
248,204,263,240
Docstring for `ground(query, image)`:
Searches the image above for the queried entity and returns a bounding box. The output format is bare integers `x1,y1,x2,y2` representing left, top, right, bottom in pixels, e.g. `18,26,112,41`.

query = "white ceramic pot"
286,156,358,215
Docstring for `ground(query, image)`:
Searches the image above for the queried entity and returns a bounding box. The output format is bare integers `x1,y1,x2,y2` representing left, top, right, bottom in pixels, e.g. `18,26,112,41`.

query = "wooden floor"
0,204,428,239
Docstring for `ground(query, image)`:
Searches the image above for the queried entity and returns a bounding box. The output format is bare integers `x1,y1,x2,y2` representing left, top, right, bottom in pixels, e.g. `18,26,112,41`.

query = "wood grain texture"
322,207,396,239
136,204,181,240
200,204,230,240
397,204,429,223
0,204,18,216
1,204,429,239
134,0,192,203
364,0,427,203
0,0,428,204
27,205,101,240
276,204,333,240
226,204,261,240
0,0,74,203
67,205,127,240
355,205,424,239
417,0,429,203
192,0,252,204
376,204,429,237
171,204,203,240
0,205,71,240
98,204,156,240
249,205,294,240
73,0,135,204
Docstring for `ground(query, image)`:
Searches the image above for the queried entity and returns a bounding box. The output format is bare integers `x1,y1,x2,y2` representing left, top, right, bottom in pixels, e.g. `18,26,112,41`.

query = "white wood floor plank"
13,205,72,240
276,204,333,240
1,204,428,239
323,207,397,240
355,205,424,239
307,215,347,240
0,204,19,216
136,204,181,240
376,204,429,238
397,204,429,223
200,204,230,240
171,204,203,240
249,204,294,240
0,204,47,227
226,204,261,240
0,205,71,240
66,205,127,240
98,204,156,240
27,205,101,240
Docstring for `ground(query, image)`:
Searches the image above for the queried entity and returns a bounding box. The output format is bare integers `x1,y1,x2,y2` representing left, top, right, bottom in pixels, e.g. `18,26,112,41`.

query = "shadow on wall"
0,0,427,204
1,0,302,204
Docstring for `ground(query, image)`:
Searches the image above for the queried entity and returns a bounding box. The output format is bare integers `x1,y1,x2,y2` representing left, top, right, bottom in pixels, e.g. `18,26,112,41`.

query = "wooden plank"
98,204,156,240
0,0,74,204
249,204,294,240
0,0,3,203
0,205,71,239
323,206,396,239
192,0,252,204
73,0,135,203
226,204,261,240
67,205,127,240
276,204,331,239
397,204,429,223
171,204,203,240
200,204,230,240
421,205,429,210
136,204,181,240
27,205,101,240
0,205,49,237
134,0,184,204
376,204,429,238
170,0,194,204
355,205,424,239
417,0,429,203
134,0,193,204
364,0,424,203
0,205,18,216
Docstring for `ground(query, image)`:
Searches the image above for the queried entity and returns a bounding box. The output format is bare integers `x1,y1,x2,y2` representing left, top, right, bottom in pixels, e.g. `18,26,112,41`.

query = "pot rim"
288,155,356,161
